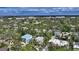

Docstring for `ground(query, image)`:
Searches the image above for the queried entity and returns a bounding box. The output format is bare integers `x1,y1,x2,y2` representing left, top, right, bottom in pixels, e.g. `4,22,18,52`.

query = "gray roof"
0,47,8,51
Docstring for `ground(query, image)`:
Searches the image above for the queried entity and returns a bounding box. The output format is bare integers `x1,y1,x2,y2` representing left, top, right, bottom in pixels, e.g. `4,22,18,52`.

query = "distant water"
0,7,79,16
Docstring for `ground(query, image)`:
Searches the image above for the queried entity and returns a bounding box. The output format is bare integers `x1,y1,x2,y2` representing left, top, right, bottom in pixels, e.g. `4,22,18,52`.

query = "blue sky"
0,7,79,16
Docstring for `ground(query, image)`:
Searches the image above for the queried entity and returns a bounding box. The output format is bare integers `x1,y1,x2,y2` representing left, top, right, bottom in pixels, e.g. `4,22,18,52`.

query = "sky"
0,7,79,16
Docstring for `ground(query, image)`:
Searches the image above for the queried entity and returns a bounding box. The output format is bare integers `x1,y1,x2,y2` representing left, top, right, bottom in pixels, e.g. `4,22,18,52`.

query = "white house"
73,42,79,48
35,36,44,44
16,17,25,20
34,21,41,24
8,18,13,20
24,22,29,24
48,36,68,47
28,17,36,19
55,16,65,19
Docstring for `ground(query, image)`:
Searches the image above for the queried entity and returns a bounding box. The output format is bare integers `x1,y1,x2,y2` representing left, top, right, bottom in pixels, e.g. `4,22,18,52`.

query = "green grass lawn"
48,47,68,51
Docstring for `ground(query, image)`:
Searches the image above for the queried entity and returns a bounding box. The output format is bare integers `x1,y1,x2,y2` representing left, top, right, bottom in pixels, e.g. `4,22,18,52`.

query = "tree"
68,33,75,51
